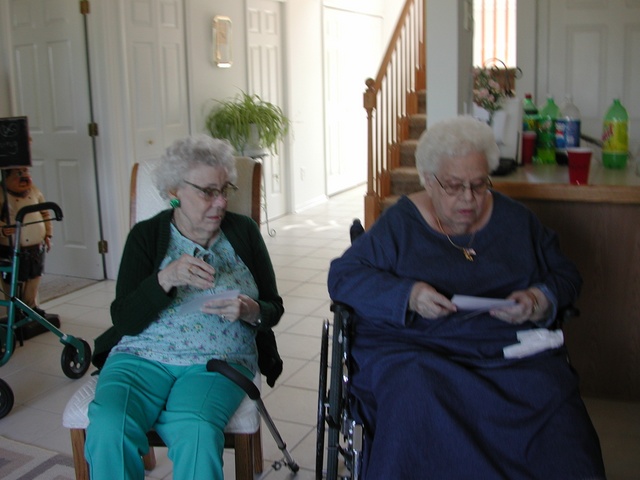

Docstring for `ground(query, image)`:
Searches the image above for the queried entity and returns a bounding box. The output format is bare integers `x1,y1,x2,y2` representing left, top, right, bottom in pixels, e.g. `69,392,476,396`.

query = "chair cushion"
63,373,261,434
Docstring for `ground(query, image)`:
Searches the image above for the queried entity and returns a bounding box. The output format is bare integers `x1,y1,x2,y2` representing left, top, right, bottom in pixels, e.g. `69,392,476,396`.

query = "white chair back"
129,156,261,229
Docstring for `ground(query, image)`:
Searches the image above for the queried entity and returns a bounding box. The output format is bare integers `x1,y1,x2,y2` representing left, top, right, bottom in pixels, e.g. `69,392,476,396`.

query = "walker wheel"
61,339,92,379
0,325,12,357
0,379,14,419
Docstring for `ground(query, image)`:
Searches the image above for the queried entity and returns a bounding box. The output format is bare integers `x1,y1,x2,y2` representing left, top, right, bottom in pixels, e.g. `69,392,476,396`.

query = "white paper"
178,289,240,315
503,328,564,359
451,294,516,312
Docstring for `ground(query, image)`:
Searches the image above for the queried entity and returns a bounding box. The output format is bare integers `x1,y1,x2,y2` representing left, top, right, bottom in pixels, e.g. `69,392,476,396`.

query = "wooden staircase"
384,89,426,208
363,0,427,228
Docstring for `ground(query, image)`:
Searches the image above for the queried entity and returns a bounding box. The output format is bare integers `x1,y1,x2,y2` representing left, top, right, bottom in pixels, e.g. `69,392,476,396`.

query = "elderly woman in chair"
328,116,605,479
85,135,283,480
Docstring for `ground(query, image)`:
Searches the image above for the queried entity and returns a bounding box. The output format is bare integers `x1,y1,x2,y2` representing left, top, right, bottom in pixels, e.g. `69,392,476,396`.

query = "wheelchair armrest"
206,359,260,400
330,301,354,315
553,304,580,329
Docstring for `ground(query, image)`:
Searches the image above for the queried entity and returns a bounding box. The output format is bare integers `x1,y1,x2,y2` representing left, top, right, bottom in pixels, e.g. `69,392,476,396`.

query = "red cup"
567,147,592,185
521,131,537,165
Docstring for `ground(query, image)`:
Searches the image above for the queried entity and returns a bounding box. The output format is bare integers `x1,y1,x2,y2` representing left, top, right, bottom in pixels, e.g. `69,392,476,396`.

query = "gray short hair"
153,134,238,199
415,115,500,186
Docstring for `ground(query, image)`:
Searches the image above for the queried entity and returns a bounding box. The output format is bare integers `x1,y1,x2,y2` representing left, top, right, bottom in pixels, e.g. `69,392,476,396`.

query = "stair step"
417,89,426,114
408,113,426,140
381,194,401,212
390,166,422,196
400,139,418,166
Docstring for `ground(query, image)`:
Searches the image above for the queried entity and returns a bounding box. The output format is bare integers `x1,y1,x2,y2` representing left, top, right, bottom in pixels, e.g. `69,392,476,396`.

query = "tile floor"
0,184,638,479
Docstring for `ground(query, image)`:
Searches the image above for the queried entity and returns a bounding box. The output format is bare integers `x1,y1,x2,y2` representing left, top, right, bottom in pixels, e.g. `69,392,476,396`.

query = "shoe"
33,306,46,317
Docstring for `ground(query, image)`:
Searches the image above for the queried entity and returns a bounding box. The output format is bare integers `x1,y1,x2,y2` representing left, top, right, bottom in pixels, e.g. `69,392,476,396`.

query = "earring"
169,198,180,209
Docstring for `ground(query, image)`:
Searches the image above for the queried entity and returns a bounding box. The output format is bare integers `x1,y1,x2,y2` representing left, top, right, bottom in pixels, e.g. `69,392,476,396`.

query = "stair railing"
363,0,425,228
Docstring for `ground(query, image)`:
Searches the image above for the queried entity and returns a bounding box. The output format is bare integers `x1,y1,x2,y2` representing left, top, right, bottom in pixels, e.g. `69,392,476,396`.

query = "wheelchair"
315,219,580,479
0,202,92,418
316,301,363,480
316,218,365,480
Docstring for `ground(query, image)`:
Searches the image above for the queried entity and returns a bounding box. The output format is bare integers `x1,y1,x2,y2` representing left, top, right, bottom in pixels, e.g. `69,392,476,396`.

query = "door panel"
125,0,188,162
247,0,287,220
324,7,382,195
6,0,103,279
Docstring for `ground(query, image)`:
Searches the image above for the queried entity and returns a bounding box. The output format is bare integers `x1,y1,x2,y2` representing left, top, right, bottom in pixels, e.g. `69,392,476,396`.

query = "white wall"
515,1,537,98
0,2,12,117
426,0,474,126
284,0,326,210
185,0,249,135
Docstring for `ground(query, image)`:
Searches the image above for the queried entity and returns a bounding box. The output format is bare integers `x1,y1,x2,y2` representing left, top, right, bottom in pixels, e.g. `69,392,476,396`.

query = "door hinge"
98,240,108,254
88,122,99,137
80,0,90,15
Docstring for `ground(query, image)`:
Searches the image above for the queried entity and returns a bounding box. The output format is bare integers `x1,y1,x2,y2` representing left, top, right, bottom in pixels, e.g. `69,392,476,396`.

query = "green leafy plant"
205,91,290,155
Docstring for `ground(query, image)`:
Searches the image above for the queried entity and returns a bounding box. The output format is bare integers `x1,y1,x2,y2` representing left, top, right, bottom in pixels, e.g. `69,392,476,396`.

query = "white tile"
274,332,321,361
286,282,330,301
279,296,326,317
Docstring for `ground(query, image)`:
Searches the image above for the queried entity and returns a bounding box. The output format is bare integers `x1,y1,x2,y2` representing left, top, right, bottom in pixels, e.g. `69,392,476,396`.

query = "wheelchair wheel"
0,379,14,419
316,319,330,479
61,339,92,379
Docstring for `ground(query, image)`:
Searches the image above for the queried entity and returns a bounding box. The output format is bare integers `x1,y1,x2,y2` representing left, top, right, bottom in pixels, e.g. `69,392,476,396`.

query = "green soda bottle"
535,96,560,164
522,93,539,132
602,99,629,169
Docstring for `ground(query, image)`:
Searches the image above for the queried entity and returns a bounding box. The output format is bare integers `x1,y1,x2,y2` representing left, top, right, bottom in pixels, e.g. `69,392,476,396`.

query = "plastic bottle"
555,95,581,165
522,93,539,132
602,99,629,169
535,95,560,164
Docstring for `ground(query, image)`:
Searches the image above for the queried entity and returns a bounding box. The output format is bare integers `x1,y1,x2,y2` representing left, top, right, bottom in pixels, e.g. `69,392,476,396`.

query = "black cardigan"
93,210,284,386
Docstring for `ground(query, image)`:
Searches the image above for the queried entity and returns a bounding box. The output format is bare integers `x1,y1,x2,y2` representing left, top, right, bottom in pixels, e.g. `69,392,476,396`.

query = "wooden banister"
363,0,426,228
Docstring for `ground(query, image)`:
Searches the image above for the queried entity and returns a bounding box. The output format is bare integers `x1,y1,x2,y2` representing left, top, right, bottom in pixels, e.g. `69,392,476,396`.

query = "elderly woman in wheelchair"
85,135,283,480
327,116,605,479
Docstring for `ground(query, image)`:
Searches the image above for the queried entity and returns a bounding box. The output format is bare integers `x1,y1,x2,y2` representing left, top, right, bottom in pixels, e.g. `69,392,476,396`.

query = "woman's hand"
202,294,261,325
490,287,548,324
409,282,457,319
157,254,216,292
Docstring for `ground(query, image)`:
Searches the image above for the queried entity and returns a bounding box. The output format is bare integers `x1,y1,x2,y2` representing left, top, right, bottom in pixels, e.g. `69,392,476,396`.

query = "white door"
3,0,104,279
324,7,382,195
246,0,287,220
542,0,639,146
124,0,189,163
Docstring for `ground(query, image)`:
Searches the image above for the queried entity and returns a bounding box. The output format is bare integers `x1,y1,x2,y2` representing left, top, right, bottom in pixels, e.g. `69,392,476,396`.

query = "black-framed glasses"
433,175,492,196
183,180,238,201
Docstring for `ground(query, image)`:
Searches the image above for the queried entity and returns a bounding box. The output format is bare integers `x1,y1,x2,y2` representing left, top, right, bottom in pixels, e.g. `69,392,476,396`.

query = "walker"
0,202,92,418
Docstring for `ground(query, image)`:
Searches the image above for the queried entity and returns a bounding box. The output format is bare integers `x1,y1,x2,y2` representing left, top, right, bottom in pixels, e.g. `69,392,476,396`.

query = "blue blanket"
329,194,605,479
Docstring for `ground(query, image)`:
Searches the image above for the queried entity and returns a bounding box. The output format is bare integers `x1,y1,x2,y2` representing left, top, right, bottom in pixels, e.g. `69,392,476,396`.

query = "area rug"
0,435,75,480
39,274,101,303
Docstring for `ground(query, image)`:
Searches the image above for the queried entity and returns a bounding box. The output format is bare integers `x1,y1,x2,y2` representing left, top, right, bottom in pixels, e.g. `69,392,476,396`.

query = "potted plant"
204,91,291,157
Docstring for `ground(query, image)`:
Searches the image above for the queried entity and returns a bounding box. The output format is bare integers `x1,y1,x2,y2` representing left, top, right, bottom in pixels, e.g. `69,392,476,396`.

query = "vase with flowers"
472,66,506,123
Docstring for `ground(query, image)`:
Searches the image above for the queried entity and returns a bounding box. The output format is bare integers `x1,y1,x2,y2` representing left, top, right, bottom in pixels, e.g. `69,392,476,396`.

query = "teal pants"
85,353,251,480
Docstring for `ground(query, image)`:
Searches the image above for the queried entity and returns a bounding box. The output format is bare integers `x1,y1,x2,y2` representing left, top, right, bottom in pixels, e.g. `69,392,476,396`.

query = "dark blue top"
327,193,604,479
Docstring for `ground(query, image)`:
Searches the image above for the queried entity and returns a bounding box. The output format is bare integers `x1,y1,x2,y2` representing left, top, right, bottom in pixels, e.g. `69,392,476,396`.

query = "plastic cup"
567,147,592,185
521,131,537,165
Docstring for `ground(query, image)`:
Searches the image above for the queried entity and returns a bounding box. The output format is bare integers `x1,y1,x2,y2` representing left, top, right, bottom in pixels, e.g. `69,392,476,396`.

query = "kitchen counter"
492,161,640,204
492,161,640,401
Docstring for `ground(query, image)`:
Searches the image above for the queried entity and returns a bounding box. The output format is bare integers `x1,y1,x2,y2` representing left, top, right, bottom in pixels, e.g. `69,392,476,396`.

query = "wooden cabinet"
493,164,640,401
